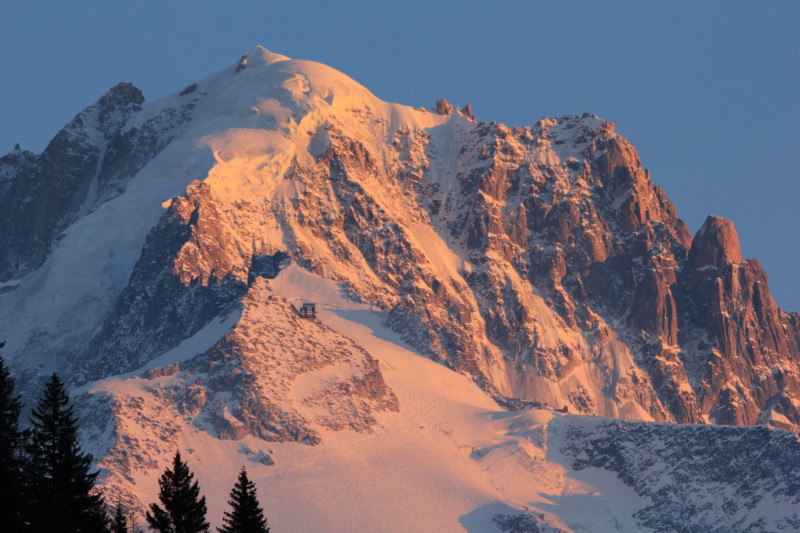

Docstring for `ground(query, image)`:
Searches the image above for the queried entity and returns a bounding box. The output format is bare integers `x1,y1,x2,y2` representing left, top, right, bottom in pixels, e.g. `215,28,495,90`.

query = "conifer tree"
146,451,210,533
218,467,270,533
0,347,26,530
111,504,129,533
24,372,109,532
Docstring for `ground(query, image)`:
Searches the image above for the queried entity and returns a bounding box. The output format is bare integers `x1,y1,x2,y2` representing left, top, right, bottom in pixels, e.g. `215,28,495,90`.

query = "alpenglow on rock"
2,45,798,430
1,45,799,530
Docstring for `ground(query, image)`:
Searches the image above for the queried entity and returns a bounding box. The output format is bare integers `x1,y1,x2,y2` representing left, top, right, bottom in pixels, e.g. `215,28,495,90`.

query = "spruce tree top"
0,351,26,531
112,504,129,533
0,350,23,474
25,372,109,533
218,467,270,533
147,451,210,533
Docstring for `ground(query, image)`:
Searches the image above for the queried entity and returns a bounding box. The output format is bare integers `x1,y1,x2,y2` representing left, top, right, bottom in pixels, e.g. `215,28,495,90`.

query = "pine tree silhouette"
218,467,270,533
0,348,26,531
147,451,210,533
24,372,109,532
111,504,129,533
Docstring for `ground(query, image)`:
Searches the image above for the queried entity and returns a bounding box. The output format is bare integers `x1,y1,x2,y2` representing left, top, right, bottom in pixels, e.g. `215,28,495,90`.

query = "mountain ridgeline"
2,47,799,433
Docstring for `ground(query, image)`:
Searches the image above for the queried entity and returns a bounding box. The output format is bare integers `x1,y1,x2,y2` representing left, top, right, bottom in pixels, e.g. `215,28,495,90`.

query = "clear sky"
1,1,798,311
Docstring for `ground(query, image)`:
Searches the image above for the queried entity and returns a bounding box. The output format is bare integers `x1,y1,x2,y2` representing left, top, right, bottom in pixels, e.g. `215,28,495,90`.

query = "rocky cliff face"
2,46,798,434
0,82,141,280
683,216,800,428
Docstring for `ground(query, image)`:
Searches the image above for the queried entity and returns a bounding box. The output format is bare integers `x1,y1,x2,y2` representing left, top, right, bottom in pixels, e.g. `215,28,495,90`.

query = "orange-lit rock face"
2,49,798,435
79,106,799,431
685,219,800,428
688,215,743,270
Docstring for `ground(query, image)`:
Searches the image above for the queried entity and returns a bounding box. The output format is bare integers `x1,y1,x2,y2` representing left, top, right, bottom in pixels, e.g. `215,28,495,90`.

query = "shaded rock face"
77,181,251,383
562,420,800,532
493,512,567,533
0,82,196,283
0,83,141,279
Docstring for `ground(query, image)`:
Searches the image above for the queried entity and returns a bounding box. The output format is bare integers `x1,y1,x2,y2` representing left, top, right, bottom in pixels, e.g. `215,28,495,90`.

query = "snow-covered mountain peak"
221,46,459,134
219,45,381,113
533,113,614,158
3,47,800,531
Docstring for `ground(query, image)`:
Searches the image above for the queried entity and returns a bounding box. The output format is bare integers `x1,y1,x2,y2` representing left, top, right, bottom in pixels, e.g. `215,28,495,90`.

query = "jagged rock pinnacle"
435,99,454,115
689,214,743,269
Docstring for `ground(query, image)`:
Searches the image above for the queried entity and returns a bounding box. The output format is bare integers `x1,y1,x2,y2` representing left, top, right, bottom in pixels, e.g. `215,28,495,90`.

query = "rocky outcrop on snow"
436,99,455,115
81,277,397,513
562,419,800,532
79,180,251,383
493,512,567,533
181,281,399,443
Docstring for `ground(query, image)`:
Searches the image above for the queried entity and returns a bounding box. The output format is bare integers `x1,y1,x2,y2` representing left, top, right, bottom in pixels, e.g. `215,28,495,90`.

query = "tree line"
1,348,270,533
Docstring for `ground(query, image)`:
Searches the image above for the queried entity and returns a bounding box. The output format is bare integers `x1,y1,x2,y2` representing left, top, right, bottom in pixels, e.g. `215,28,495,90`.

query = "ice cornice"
245,45,291,67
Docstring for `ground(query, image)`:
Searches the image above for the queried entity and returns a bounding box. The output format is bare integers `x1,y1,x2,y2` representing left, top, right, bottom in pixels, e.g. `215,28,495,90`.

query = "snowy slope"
77,265,799,532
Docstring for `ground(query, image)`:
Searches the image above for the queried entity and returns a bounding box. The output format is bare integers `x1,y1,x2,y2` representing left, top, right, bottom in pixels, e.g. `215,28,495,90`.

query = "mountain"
2,46,799,531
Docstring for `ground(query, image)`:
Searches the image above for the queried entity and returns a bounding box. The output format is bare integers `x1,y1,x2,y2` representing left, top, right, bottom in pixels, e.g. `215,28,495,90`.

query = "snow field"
88,265,651,532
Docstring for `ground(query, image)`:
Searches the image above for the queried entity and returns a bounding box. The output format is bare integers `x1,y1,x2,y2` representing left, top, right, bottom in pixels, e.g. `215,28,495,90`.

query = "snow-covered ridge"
2,44,798,426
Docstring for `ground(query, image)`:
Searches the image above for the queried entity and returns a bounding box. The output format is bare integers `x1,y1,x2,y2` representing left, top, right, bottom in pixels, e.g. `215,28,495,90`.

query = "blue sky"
1,1,798,310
